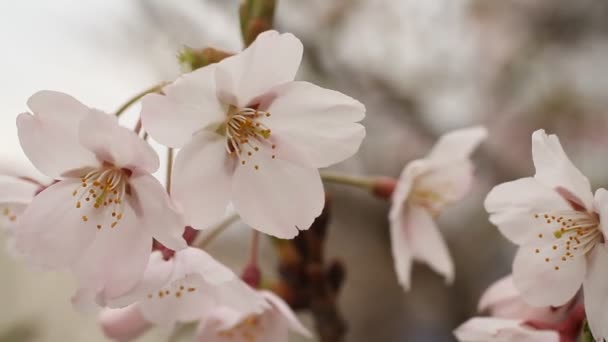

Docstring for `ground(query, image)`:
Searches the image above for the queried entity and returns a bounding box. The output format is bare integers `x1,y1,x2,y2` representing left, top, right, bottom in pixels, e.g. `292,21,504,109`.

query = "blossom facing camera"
141,30,366,239
485,129,608,340
14,91,187,310
389,126,487,290
196,291,312,342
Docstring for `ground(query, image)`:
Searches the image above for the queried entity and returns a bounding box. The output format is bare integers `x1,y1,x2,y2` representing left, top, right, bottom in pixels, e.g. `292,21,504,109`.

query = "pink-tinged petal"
15,179,97,268
196,307,243,342
594,188,608,237
107,251,174,308
129,173,186,251
388,202,414,290
261,291,312,338
173,247,234,285
407,205,454,284
79,111,159,173
172,132,234,231
485,177,571,245
215,31,303,107
99,305,151,342
17,110,99,179
389,162,416,222
428,126,487,162
454,317,559,342
0,175,38,203
479,276,521,313
261,81,366,168
70,203,151,308
415,160,474,211
583,245,608,342
141,65,225,148
232,146,324,239
532,130,594,210
512,243,585,307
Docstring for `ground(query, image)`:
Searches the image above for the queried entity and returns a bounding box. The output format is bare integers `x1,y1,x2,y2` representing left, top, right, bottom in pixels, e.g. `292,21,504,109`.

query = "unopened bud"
179,47,234,71
239,0,276,46
372,177,397,200
242,263,262,288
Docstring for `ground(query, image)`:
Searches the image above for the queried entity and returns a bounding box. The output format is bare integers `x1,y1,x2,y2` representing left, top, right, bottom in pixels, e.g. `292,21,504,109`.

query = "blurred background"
1,0,608,341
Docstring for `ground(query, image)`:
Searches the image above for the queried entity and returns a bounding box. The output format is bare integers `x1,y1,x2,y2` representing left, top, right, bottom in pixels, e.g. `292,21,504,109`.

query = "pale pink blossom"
99,305,151,342
14,91,186,309
196,291,311,342
141,30,366,239
389,126,487,290
0,175,38,257
485,129,608,340
454,317,559,342
107,248,267,326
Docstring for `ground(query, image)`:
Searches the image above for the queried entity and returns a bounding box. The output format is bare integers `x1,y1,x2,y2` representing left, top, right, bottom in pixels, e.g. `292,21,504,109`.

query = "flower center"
146,282,197,300
217,315,262,340
224,107,276,169
72,167,128,230
532,210,601,270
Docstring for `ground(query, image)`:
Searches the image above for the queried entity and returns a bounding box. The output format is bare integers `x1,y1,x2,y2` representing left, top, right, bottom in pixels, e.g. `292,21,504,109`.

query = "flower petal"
18,92,100,178
129,173,187,251
215,31,303,107
172,132,234,231
583,245,608,342
594,188,608,237
0,175,38,204
70,202,152,308
141,65,225,148
232,147,324,239
478,275,520,312
261,291,312,338
454,317,559,342
389,201,413,290
79,111,159,173
15,179,97,268
532,129,594,210
99,305,152,342
415,160,474,210
485,177,571,245
407,205,454,285
428,126,487,162
261,81,366,168
512,243,585,307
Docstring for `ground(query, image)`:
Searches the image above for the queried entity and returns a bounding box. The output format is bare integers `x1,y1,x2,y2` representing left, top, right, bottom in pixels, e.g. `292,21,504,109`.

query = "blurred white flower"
0,175,38,257
196,291,311,342
485,129,608,340
389,126,487,290
454,317,559,342
14,91,186,309
141,30,366,239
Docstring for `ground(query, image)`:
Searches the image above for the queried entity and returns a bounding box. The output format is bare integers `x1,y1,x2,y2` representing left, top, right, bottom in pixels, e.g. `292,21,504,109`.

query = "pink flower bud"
99,305,151,342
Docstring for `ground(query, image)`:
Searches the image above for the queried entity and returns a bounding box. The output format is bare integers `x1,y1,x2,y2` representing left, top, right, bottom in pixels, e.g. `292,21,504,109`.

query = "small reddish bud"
372,177,397,200
242,263,262,288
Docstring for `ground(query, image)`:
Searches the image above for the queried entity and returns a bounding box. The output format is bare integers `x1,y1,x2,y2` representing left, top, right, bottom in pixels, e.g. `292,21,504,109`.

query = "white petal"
454,317,559,342
594,188,608,237
512,243,585,307
583,245,608,342
173,247,234,285
261,291,312,338
389,201,414,290
232,146,324,239
532,129,594,210
18,92,100,178
215,31,303,107
415,160,474,210
99,305,151,342
407,205,454,284
129,173,186,251
15,179,97,268
478,275,520,312
172,132,234,231
485,177,571,245
71,203,152,307
0,175,38,203
262,81,366,168
79,110,159,173
141,65,225,148
428,126,487,162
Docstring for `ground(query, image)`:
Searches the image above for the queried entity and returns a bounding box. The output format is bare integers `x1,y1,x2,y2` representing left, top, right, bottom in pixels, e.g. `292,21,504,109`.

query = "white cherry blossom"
141,30,366,238
389,126,487,290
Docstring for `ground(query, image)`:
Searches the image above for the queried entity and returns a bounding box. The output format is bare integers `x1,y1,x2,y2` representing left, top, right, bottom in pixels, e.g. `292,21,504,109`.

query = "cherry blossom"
196,291,311,342
485,129,608,340
0,175,39,257
454,317,559,342
14,91,186,309
141,30,366,238
388,126,487,290
106,248,267,326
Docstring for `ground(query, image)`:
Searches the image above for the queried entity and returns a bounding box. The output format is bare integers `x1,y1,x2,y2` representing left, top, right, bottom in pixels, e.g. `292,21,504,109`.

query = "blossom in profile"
485,129,608,340
141,30,366,239
15,91,186,309
389,126,487,290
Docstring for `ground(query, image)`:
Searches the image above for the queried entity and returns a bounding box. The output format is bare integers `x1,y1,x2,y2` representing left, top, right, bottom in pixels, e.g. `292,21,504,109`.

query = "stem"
320,171,375,191
194,213,240,249
166,148,174,194
114,83,165,117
